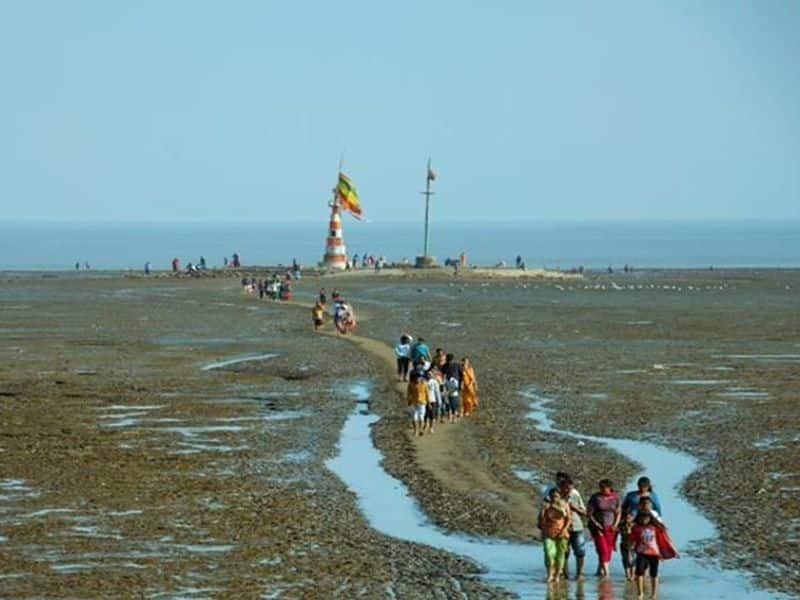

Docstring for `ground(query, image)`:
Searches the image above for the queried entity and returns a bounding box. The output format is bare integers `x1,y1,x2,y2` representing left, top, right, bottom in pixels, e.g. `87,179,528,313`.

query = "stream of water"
327,382,784,599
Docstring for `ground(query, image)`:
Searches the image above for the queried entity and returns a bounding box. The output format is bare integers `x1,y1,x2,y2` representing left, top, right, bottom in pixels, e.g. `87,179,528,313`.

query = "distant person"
424,368,442,434
442,353,462,423
75,262,80,271
311,301,325,331
516,254,523,268
223,256,228,267
199,256,206,270
607,265,613,274
394,335,412,382
432,348,446,370
171,258,180,273
460,357,479,416
144,261,151,275
319,288,327,307
84,261,90,270
232,252,240,268
411,337,431,368
406,375,428,436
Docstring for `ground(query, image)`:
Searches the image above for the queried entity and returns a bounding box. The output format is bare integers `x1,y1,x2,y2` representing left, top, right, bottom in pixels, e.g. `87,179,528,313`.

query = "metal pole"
423,167,431,257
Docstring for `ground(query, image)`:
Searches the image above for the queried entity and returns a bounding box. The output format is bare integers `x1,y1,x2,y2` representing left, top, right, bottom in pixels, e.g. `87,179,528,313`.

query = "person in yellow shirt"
406,376,428,436
311,302,325,331
460,357,479,416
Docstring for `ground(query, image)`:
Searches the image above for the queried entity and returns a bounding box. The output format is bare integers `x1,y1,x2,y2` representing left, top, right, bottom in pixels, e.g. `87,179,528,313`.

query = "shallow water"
327,383,785,599
200,353,278,371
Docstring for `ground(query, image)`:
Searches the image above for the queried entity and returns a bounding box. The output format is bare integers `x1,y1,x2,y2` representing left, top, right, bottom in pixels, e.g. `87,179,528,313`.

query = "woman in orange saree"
460,357,479,415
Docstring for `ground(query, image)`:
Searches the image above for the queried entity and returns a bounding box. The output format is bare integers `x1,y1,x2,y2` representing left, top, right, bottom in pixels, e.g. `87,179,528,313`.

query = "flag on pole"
336,172,363,218
427,164,437,182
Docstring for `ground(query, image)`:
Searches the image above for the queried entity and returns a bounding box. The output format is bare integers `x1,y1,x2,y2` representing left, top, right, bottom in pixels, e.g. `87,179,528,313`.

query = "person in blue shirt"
622,476,662,517
411,337,431,366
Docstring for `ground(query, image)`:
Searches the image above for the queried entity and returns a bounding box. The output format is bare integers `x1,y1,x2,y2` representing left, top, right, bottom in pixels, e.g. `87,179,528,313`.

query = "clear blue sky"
2,1,798,223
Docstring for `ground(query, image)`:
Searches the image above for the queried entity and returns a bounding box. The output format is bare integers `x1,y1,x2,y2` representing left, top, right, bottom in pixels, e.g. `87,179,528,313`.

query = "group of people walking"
398,335,479,436
538,473,677,598
311,288,356,335
242,273,293,301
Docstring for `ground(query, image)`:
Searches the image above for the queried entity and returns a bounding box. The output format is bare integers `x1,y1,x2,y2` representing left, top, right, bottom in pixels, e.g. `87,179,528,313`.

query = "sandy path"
288,298,538,539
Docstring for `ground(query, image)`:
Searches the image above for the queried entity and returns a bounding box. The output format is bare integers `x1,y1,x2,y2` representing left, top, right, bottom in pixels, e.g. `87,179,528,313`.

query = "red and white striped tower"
322,201,347,270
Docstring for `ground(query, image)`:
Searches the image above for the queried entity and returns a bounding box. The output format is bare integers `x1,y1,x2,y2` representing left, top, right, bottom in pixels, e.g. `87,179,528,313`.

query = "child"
311,302,324,331
619,511,636,581
538,488,572,583
394,335,412,381
628,512,678,599
406,376,428,436
445,374,460,424
424,368,442,434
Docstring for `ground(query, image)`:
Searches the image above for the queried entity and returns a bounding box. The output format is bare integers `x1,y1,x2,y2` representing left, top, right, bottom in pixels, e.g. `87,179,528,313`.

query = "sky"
1,1,799,223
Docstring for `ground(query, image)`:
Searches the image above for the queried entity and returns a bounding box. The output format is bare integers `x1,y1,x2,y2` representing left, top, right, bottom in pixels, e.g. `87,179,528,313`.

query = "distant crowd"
399,336,479,436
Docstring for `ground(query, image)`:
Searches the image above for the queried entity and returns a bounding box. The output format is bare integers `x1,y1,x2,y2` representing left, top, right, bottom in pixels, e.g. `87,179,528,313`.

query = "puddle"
178,544,235,554
201,353,278,371
511,468,539,484
625,320,654,325
616,368,647,374
718,390,770,399
327,382,785,598
172,441,249,455
666,379,728,385
160,425,245,437
349,381,371,403
715,354,800,363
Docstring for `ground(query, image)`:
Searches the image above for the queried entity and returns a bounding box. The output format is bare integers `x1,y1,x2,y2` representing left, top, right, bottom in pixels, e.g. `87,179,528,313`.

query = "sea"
0,220,798,271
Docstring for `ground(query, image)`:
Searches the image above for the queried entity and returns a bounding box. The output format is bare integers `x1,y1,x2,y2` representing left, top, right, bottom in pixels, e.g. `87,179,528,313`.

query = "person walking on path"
587,478,622,578
394,335,412,381
406,375,428,436
441,353,462,423
559,476,587,581
623,477,662,518
628,510,678,598
411,337,431,369
619,510,637,581
424,368,442,434
311,302,325,331
538,487,572,583
460,357,479,416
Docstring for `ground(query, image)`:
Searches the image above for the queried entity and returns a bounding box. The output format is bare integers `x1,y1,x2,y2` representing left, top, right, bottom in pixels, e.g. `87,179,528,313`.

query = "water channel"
327,382,785,599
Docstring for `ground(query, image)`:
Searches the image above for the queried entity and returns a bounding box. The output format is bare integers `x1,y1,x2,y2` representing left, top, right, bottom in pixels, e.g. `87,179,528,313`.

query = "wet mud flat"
309,268,800,597
0,277,499,597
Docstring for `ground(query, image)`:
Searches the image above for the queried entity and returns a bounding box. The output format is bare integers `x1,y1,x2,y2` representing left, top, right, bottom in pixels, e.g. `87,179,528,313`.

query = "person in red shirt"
627,511,678,599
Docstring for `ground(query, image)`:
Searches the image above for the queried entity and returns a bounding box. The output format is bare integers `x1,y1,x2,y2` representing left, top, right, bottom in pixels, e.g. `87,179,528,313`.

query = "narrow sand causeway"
329,383,787,599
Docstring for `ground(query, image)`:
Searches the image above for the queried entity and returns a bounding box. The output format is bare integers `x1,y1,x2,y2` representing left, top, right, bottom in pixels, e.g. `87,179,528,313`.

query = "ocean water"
0,220,797,271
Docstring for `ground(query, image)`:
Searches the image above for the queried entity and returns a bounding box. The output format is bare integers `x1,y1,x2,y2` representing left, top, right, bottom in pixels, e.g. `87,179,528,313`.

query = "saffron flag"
336,172,362,218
